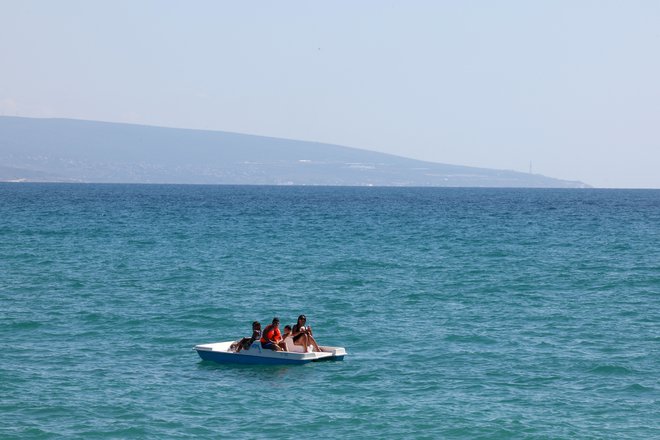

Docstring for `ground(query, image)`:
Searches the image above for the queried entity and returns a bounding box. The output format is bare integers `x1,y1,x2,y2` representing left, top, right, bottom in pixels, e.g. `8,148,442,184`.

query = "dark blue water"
1,184,658,439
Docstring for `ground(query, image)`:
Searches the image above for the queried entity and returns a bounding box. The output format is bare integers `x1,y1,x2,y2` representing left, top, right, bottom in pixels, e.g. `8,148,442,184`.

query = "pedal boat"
194,339,347,365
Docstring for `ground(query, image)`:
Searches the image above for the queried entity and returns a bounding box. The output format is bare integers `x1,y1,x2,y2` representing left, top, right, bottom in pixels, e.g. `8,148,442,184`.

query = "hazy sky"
1,1,659,188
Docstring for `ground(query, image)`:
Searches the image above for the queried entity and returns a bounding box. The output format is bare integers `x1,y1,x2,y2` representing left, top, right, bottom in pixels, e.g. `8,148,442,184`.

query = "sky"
1,1,659,188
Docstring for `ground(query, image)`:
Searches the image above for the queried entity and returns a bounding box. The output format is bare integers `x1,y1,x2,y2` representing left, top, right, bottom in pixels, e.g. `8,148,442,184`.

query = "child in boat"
278,325,292,351
230,321,262,352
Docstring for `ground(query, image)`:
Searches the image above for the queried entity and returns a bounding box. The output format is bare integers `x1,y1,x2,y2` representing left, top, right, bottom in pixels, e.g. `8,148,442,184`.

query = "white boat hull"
194,341,347,365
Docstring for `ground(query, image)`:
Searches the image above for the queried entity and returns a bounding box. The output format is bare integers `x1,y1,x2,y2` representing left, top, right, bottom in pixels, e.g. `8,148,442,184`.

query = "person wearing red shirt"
260,317,284,351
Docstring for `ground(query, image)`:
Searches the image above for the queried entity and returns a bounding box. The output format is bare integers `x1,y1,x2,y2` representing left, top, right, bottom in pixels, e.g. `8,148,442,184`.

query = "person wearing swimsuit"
291,315,321,353
230,321,262,352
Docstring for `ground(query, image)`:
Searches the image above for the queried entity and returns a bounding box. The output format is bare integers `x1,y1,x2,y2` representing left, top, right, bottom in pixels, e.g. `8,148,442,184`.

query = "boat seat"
250,341,262,353
284,336,306,353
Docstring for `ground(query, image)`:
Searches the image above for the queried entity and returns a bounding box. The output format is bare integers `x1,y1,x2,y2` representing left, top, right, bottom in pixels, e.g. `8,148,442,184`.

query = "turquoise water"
1,184,658,439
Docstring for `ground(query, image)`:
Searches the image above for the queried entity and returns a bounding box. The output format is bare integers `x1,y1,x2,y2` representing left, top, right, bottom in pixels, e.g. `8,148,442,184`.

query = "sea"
1,183,658,439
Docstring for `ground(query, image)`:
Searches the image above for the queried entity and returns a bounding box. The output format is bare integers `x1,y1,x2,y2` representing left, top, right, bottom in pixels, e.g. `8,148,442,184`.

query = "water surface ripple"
1,184,659,439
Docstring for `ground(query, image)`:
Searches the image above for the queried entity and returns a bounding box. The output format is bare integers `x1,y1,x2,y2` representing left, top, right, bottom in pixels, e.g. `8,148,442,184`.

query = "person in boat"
260,317,285,351
291,314,322,353
279,325,293,351
230,321,262,352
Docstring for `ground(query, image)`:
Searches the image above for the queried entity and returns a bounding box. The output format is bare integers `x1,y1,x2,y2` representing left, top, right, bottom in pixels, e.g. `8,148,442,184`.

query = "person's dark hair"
284,325,292,331
252,321,260,329
272,317,280,324
298,315,306,321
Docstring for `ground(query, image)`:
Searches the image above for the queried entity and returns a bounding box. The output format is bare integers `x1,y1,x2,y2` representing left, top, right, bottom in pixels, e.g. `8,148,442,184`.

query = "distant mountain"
0,116,589,187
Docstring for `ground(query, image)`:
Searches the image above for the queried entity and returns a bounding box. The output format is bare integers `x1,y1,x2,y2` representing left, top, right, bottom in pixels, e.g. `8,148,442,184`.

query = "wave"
623,383,655,392
444,334,498,345
588,364,634,375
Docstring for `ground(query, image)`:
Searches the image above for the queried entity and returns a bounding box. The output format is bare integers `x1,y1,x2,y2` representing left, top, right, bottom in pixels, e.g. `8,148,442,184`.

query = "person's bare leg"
294,335,309,352
309,335,322,352
304,334,313,352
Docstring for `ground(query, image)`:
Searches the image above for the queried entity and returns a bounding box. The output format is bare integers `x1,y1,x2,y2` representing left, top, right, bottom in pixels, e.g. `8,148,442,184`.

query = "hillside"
0,116,588,187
